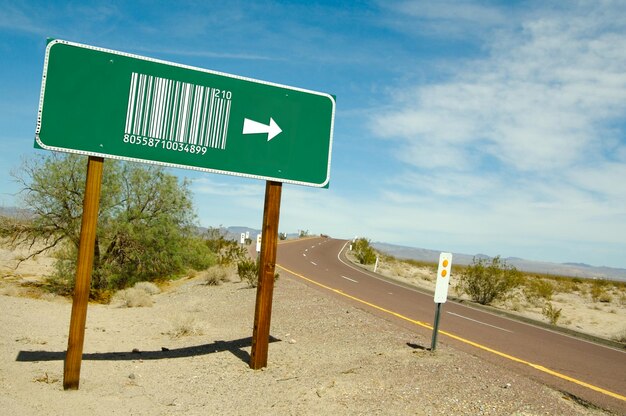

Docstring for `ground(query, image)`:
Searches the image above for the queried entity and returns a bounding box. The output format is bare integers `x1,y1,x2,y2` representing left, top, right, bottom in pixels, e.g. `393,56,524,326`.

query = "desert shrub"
542,302,562,325
556,279,579,293
509,298,523,312
133,281,161,295
612,328,626,344
237,259,258,287
352,238,377,265
113,287,153,308
524,278,555,301
237,258,279,288
205,227,248,266
456,256,522,305
590,282,612,303
168,315,203,338
204,265,231,286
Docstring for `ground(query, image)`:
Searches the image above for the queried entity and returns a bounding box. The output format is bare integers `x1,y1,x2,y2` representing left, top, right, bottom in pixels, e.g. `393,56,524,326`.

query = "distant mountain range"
0,206,34,219
4,205,623,282
372,242,626,282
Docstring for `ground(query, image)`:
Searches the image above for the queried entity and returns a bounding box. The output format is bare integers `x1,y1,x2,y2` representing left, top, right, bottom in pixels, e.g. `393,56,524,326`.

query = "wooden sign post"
36,40,334,387
250,181,282,369
63,156,104,390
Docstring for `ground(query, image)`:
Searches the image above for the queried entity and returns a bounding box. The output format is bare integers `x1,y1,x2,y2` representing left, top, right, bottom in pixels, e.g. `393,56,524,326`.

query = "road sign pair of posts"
36,39,335,389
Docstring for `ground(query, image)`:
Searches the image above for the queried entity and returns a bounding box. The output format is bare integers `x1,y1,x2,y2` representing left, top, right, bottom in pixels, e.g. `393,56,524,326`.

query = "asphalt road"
276,237,626,414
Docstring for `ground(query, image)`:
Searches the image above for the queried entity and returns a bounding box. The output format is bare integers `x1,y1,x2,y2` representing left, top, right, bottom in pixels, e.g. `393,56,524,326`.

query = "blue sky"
1,1,625,269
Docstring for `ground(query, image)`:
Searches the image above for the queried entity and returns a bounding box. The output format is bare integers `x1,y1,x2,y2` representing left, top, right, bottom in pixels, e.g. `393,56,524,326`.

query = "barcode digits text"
124,73,232,150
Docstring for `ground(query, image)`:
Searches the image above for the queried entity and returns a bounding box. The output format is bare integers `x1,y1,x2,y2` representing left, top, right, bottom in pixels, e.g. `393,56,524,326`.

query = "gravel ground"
0,268,616,415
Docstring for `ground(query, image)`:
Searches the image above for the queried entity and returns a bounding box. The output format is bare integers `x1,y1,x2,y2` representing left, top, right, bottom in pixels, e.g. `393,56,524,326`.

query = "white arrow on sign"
242,117,282,141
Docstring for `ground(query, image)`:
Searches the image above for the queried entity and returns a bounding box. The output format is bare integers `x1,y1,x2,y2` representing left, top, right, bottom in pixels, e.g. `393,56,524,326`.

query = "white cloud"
191,176,265,198
0,4,46,35
378,0,510,40
133,47,279,61
391,0,507,25
372,3,626,175
365,2,626,266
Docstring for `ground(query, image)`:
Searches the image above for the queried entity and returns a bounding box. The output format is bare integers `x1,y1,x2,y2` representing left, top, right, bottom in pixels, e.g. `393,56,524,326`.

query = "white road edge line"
447,311,514,333
341,275,358,283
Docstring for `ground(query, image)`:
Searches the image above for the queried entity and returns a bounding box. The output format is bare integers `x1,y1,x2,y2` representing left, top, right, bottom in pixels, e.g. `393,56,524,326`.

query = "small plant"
590,282,611,303
612,328,626,344
33,372,60,384
133,281,161,295
237,258,258,287
204,265,230,286
168,315,203,338
205,227,248,265
112,287,154,308
524,278,555,301
237,258,279,288
542,302,562,325
298,229,310,238
279,232,287,240
456,256,522,305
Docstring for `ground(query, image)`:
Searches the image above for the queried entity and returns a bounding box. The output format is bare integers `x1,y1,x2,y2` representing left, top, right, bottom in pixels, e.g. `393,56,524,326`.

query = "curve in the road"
276,237,626,410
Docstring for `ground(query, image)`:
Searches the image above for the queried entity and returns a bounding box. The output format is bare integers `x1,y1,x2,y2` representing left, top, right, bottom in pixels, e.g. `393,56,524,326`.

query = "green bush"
6,154,216,299
237,259,258,287
590,282,612,303
237,258,279,288
205,227,247,265
542,302,562,325
352,238,377,265
456,256,522,305
524,278,555,301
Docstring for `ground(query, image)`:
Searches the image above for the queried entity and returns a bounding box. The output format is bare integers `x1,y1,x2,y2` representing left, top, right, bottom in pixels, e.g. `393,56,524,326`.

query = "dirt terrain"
0,243,619,415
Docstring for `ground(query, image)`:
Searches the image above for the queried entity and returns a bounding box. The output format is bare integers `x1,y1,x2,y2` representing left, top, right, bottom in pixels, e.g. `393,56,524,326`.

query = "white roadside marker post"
431,252,453,351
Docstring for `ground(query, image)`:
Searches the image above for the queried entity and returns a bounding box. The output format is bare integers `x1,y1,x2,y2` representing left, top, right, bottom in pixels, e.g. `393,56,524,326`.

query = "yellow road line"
277,263,626,403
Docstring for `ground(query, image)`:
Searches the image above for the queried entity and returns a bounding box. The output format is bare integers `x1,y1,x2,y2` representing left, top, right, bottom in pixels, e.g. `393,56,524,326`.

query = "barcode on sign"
124,73,232,149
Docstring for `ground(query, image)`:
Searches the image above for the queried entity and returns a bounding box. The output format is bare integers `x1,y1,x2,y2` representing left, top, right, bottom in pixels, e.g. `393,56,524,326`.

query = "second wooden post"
250,180,282,369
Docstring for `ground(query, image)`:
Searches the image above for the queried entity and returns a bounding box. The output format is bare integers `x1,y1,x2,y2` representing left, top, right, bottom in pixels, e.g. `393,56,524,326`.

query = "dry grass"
111,281,162,307
612,328,626,343
167,314,203,338
112,287,154,308
33,372,60,384
133,281,161,295
202,265,232,286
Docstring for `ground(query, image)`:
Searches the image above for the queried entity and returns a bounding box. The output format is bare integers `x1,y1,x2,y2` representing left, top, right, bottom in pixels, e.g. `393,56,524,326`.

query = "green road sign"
36,39,335,187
